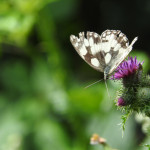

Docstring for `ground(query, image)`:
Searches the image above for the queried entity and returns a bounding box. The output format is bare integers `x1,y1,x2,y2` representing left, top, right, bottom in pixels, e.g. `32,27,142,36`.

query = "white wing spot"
101,43,109,53
70,35,75,41
89,37,94,46
91,46,96,55
74,42,78,47
77,38,80,42
89,32,92,36
114,43,121,51
79,47,87,56
79,32,82,36
103,33,106,37
91,58,100,67
84,39,89,46
119,33,123,37
123,37,127,41
107,31,111,34
105,53,111,64
110,39,117,47
118,47,125,54
94,33,98,38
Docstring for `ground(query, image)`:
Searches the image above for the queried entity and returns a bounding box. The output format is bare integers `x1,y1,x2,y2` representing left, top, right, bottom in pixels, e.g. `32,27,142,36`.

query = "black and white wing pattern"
70,30,138,79
70,31,103,72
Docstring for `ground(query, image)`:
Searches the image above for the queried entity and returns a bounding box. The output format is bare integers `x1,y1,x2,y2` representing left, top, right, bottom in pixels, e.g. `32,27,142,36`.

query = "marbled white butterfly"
70,30,137,80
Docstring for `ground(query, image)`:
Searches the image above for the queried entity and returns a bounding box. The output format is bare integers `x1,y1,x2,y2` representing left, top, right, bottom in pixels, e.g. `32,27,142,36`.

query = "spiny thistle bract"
112,57,150,118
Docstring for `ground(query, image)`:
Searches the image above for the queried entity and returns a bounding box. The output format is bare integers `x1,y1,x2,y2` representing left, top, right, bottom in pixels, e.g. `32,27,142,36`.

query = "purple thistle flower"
112,56,143,80
117,97,126,106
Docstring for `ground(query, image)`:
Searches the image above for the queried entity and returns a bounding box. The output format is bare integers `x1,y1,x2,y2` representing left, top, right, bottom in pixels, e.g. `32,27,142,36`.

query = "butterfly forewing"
70,32,103,72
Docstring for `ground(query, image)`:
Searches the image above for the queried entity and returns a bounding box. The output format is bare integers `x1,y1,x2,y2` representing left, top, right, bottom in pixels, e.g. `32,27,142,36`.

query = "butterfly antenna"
84,79,104,89
104,74,111,99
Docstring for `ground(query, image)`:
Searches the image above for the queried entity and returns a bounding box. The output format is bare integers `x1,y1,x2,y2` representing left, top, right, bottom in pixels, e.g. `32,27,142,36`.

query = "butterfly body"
70,30,137,79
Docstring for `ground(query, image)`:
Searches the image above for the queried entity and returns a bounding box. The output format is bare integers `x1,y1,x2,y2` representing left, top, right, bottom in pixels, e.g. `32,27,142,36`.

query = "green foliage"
121,111,131,133
144,144,150,148
0,0,56,45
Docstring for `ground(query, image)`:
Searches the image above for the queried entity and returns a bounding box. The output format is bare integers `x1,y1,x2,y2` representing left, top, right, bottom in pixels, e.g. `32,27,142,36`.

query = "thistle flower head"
117,97,126,106
113,56,143,80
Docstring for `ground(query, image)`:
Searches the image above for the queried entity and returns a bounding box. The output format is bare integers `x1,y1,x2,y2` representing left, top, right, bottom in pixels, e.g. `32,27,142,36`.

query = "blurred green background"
0,0,150,150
